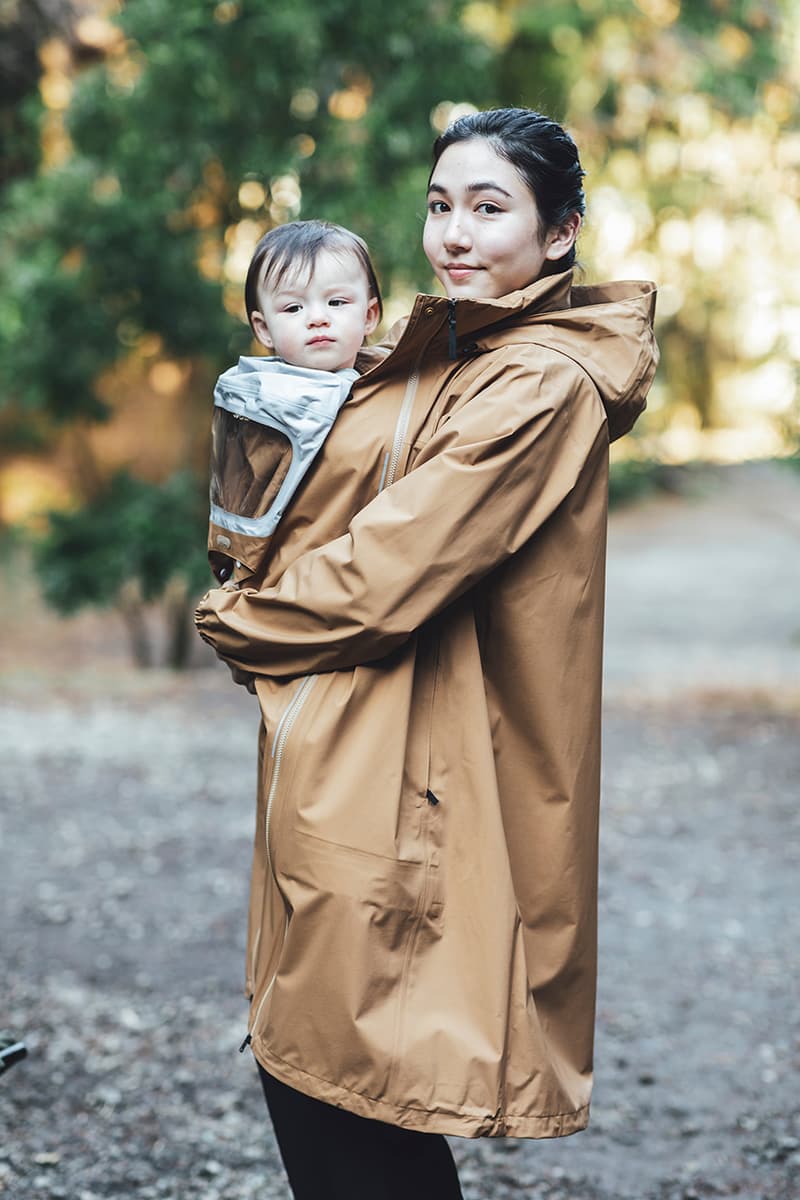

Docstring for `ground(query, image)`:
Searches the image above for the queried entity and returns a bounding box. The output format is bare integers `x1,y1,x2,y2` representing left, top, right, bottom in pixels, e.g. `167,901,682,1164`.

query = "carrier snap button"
424,305,435,315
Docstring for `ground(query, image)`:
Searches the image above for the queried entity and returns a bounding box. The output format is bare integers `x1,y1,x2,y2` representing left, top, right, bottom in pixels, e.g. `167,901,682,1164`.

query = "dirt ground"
1,462,798,1200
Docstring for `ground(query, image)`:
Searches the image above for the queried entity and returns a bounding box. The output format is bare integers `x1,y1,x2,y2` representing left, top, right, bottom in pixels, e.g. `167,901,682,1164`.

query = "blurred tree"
2,0,798,666
497,0,800,450
0,0,494,665
34,469,209,665
0,0,77,184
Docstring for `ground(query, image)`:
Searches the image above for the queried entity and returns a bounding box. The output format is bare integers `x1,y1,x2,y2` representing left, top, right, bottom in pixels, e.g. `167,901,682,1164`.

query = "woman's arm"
195,349,607,678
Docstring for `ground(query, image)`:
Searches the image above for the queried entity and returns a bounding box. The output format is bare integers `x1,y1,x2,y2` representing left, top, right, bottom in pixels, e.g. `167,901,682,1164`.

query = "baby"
208,219,382,584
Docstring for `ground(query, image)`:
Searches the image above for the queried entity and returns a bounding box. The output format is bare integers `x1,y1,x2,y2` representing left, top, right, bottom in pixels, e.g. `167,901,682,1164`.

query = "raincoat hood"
362,270,658,444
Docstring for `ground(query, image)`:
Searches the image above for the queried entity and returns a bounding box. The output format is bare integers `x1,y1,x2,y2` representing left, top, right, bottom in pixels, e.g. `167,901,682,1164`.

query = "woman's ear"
544,212,582,262
250,310,274,351
364,297,380,338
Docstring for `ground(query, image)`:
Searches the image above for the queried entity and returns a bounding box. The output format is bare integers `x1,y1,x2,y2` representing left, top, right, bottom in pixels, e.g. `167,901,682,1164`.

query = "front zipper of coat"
386,790,438,1094
447,298,458,361
382,361,420,492
242,673,318,1051
381,302,453,492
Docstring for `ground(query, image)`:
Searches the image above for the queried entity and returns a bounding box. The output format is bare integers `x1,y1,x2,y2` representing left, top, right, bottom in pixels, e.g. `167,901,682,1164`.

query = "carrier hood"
207,357,357,580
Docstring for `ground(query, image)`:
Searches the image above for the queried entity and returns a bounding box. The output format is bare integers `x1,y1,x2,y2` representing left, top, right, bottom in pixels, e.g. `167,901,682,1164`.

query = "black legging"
258,1065,464,1200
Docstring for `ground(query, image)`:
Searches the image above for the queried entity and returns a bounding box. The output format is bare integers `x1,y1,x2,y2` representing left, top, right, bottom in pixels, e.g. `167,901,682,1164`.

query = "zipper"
384,300,463,491
377,450,390,493
243,673,318,1050
386,801,435,1093
265,673,317,879
270,678,308,759
245,909,290,1051
448,298,458,360
245,678,308,990
382,363,421,491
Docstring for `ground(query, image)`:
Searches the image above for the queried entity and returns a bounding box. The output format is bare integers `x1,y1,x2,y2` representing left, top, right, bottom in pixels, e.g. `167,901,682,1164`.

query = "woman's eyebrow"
466,181,513,197
427,180,513,198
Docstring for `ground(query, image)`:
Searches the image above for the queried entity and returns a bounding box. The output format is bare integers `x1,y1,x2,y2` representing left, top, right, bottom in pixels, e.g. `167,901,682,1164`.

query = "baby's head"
245,220,383,372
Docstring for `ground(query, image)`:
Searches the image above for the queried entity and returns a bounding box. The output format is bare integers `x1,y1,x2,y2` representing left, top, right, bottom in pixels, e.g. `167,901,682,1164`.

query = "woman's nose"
443,214,471,251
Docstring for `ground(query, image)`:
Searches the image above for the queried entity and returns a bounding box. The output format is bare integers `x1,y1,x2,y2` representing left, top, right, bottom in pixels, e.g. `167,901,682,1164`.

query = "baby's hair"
245,219,383,334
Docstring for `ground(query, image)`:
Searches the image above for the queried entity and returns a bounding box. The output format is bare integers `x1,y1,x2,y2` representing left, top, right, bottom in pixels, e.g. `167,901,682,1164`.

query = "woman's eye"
428,200,449,215
477,202,502,215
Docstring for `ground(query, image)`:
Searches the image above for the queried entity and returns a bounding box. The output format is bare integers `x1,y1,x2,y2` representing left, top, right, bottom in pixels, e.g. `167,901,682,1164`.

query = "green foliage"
0,0,495,661
675,0,785,116
608,459,659,509
608,459,719,509
608,458,681,509
2,0,797,664
502,0,799,436
1,166,119,422
0,0,495,421
33,469,210,615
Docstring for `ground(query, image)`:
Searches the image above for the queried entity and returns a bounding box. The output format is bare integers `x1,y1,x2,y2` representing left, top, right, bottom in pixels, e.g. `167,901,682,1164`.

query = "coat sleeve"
194,349,607,678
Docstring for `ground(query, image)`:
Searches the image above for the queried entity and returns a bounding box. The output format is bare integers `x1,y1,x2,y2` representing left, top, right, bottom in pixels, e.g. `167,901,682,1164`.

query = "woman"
196,108,658,1198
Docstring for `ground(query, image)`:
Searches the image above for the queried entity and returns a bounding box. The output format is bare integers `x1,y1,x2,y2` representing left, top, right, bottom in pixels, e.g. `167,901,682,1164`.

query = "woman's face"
423,137,575,300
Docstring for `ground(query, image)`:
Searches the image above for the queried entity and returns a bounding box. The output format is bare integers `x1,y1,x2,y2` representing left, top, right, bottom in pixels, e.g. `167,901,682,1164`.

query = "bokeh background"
2,6,799,1199
1,0,799,665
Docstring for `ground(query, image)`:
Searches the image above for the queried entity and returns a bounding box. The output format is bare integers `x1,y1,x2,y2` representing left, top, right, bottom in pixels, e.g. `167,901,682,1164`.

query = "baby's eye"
328,298,349,307
283,303,302,313
428,200,450,215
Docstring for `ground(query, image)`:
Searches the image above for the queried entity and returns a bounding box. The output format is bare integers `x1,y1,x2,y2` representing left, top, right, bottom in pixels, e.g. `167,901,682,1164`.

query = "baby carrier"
207,357,357,583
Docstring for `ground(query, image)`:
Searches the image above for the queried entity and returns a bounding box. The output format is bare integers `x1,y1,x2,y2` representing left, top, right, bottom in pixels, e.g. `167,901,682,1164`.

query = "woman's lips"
445,264,480,281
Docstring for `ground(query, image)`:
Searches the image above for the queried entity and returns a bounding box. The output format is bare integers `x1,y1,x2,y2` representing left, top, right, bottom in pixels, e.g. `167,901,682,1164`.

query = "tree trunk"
163,575,193,670
116,579,152,668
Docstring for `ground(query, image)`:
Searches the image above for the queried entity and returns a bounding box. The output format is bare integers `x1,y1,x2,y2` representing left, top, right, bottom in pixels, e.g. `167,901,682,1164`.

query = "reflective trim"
210,501,284,538
211,358,357,534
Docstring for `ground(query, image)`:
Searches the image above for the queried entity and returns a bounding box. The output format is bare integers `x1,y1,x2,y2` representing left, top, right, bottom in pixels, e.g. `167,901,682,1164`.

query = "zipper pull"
239,1033,252,1053
448,299,458,361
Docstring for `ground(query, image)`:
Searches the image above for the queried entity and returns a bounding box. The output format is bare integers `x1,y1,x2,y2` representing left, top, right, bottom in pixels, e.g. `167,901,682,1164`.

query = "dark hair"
430,108,586,274
244,219,383,333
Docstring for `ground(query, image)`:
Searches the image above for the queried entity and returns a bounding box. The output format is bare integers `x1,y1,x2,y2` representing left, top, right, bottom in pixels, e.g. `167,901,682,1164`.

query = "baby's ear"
364,297,380,337
250,311,274,351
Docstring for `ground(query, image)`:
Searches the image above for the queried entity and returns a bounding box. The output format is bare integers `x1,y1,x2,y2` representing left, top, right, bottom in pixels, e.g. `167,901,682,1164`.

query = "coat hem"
251,1040,590,1139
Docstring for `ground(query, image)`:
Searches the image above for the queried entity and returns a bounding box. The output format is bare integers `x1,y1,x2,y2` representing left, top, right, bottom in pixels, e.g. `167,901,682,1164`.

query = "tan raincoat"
195,270,659,1139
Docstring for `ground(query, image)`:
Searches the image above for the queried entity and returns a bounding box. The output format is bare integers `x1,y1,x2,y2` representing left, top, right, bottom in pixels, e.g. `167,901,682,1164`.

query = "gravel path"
1,463,798,1199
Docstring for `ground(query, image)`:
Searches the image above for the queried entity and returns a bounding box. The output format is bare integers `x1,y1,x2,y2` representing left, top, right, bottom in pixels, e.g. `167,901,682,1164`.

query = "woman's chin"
443,279,491,301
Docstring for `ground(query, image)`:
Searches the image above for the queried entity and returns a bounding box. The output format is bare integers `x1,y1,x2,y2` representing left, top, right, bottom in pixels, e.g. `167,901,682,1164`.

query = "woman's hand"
196,586,257,693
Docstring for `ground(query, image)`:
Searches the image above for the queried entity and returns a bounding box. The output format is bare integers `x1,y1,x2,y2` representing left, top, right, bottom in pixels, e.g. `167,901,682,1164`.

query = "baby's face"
252,247,379,372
